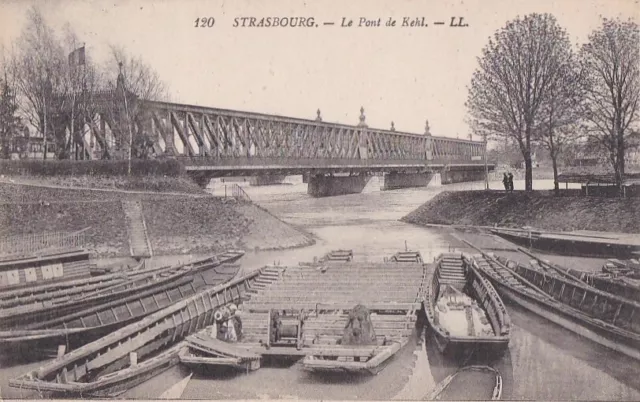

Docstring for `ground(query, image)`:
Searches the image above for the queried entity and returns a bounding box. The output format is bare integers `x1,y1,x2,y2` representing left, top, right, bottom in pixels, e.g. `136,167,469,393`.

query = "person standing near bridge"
508,172,514,192
503,173,509,191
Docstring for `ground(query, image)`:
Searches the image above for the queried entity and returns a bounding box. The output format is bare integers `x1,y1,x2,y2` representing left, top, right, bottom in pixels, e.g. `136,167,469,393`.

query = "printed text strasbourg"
233,17,316,28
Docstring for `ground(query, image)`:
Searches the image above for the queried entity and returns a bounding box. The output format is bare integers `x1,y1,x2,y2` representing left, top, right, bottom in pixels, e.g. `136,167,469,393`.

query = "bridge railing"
177,156,488,168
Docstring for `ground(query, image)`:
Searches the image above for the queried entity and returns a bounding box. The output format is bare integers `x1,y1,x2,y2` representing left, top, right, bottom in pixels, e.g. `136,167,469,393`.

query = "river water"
3,177,639,400
177,176,640,400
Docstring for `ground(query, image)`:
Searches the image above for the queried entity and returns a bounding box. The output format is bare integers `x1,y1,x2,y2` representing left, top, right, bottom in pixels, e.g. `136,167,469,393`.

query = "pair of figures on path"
503,173,514,192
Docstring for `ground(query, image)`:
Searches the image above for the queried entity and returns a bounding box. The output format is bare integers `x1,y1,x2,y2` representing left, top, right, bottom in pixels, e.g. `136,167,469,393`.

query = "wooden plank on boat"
34,268,261,380
186,334,260,360
85,319,173,374
242,302,419,312
303,346,379,357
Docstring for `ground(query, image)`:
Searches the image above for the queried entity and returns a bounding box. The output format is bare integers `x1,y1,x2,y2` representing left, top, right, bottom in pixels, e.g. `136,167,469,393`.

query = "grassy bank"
0,181,314,257
401,190,640,233
0,175,204,194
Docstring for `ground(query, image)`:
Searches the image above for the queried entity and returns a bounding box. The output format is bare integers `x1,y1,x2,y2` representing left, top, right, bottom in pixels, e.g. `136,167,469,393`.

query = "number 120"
194,17,215,27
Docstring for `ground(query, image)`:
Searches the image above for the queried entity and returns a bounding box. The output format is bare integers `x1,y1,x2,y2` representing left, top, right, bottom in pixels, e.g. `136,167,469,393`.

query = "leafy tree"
467,13,575,191
579,18,640,190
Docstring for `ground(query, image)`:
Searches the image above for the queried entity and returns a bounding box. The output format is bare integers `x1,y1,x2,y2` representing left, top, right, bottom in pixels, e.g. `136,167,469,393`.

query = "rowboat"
425,365,503,401
424,253,511,358
9,266,267,397
0,249,245,330
458,237,640,361
0,252,245,359
602,259,640,279
0,263,242,359
0,249,244,316
489,227,640,259
518,249,640,304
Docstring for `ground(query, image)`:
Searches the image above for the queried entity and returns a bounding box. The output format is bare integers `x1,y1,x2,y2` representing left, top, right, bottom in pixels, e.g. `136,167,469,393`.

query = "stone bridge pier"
381,172,436,191
307,174,371,197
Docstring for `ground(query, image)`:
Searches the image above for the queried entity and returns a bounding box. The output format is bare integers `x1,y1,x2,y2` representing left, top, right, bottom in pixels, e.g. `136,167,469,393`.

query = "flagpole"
120,66,133,176
42,85,47,160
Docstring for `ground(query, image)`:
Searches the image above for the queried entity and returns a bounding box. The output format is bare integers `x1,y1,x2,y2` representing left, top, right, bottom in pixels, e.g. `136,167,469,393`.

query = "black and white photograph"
0,0,639,400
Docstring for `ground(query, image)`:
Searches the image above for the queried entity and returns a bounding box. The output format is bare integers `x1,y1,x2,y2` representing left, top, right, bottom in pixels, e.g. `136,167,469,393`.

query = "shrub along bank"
0,159,184,177
0,159,205,194
401,190,640,233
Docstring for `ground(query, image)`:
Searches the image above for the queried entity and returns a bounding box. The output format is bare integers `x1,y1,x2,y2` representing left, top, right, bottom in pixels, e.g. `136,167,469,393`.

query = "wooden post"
57,344,67,358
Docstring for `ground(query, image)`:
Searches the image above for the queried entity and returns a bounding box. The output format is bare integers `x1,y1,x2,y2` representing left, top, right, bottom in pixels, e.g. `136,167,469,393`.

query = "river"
177,176,640,400
4,177,640,400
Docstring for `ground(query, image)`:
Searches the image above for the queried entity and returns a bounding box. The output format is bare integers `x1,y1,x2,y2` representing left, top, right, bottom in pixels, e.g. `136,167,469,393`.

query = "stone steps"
122,200,153,258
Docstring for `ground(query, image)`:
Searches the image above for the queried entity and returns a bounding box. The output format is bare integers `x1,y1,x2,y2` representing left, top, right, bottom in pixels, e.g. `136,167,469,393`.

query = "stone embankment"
402,190,640,233
0,179,314,258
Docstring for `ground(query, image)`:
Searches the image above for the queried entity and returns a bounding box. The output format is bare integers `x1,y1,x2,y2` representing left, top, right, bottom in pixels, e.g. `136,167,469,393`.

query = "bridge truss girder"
139,100,485,164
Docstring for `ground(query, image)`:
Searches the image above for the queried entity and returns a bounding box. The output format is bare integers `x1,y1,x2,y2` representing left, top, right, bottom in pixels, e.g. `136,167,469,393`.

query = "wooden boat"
0,249,245,330
0,249,94,290
603,259,640,279
389,250,423,263
89,260,146,276
425,365,503,401
518,249,640,304
0,263,242,359
179,332,262,372
458,237,640,361
8,266,267,397
321,249,354,262
489,227,640,259
424,253,511,358
188,253,426,374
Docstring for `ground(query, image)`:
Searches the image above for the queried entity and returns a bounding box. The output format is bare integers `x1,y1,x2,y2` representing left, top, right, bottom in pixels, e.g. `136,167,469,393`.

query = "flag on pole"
68,46,86,66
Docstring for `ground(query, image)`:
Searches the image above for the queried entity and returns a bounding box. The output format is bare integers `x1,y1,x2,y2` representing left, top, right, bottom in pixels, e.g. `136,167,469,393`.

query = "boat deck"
435,286,494,337
187,260,427,372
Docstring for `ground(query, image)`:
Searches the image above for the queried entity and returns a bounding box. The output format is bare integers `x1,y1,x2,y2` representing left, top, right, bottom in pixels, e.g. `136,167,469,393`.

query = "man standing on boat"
508,173,514,192
503,173,509,191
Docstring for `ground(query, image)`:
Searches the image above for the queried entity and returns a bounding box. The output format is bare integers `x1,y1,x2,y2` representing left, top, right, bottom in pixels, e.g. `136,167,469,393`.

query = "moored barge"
8,267,265,397
424,253,511,358
460,238,640,361
490,227,640,259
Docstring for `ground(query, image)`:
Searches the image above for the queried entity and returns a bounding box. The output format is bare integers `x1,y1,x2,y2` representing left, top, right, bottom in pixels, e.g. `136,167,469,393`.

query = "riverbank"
401,190,640,233
0,180,314,258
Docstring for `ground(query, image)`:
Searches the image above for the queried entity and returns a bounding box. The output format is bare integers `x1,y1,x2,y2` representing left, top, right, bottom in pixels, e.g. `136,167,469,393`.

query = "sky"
0,0,638,141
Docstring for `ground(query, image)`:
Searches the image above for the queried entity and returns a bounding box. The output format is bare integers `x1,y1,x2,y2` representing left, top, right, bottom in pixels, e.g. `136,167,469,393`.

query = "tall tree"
9,6,66,159
537,55,584,194
54,23,106,159
579,18,640,190
0,73,24,158
467,13,575,191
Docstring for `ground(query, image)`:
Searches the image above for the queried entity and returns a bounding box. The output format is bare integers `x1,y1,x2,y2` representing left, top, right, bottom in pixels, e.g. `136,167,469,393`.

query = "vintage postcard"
0,0,639,400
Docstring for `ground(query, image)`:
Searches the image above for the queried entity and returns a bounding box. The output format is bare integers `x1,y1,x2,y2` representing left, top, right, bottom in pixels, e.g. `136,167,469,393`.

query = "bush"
0,159,185,177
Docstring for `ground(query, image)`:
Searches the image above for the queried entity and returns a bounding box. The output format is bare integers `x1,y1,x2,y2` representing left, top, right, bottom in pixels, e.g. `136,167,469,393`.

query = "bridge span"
53,81,493,197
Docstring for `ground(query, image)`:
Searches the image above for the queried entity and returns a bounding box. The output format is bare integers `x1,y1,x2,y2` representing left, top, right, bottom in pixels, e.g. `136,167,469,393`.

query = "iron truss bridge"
56,90,492,176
